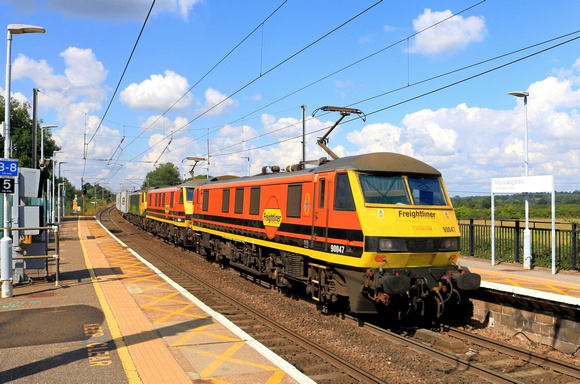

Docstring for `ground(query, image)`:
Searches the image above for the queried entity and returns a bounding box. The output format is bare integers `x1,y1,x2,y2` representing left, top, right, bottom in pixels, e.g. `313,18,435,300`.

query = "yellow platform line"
544,284,571,296
79,218,142,384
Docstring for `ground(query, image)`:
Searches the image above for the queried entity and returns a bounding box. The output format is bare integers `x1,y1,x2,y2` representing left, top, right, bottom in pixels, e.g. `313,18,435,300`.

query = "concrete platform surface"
0,216,314,384
460,255,580,306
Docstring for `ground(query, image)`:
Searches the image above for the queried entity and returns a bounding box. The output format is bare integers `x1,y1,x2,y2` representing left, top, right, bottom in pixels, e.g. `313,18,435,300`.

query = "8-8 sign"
0,178,15,194
0,159,18,177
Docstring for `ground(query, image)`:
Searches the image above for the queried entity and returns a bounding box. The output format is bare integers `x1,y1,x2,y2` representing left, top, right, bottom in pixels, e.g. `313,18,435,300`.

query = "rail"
10,225,61,286
459,219,579,271
447,327,580,380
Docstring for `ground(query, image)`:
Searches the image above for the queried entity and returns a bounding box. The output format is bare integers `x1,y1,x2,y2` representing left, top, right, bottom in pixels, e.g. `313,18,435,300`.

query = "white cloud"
196,88,238,116
409,9,486,55
139,115,190,137
9,47,119,186
13,47,108,114
141,133,193,168
0,87,30,107
12,54,69,90
120,70,193,113
174,0,203,19
218,124,256,141
347,123,413,155
261,114,301,139
61,47,107,88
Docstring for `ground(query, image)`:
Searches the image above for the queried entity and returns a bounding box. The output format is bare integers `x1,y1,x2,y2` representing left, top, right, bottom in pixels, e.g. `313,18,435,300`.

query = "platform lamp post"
40,125,56,169
508,91,531,270
242,156,250,176
57,162,67,221
56,160,66,222
59,170,68,221
2,24,46,298
50,152,62,223
57,182,65,224
41,125,56,223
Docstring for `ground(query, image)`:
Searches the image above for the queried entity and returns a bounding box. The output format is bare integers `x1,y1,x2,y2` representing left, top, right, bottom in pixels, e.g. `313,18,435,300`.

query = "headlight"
379,238,407,252
439,237,460,251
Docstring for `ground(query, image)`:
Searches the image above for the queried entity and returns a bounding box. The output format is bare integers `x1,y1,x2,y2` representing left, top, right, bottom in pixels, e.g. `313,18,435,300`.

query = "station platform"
459,255,580,308
0,216,313,384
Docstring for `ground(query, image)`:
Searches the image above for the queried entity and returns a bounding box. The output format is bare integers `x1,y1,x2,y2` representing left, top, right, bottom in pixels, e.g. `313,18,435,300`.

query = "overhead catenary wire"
205,33,580,160
102,3,580,191
200,29,580,160
81,0,157,180
86,0,156,148
122,0,289,152
141,0,487,165
121,0,384,166
47,0,481,170
37,90,143,130
155,0,481,155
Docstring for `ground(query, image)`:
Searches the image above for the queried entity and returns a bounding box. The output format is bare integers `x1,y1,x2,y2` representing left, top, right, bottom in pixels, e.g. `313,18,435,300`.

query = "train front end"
334,153,480,318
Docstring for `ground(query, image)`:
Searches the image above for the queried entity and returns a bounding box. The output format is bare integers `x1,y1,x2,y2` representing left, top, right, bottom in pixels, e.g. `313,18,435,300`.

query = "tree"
142,162,181,189
0,95,60,169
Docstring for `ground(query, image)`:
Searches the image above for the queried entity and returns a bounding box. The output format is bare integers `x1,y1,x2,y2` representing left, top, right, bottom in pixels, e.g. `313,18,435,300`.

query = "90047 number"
330,244,345,254
442,226,457,233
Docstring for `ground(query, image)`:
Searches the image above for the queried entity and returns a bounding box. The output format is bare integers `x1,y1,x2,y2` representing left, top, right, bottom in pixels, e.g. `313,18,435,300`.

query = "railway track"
99,206,580,383
351,319,580,384
445,327,580,382
98,206,384,384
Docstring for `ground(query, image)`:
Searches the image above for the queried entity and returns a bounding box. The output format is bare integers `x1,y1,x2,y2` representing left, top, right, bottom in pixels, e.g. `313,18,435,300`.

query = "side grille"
286,253,305,278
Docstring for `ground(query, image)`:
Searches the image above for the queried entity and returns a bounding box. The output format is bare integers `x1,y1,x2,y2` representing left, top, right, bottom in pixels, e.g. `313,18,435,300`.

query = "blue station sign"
0,158,18,177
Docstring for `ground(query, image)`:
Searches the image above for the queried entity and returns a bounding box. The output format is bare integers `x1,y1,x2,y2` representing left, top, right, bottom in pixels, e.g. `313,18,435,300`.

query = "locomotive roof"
197,152,441,187
314,152,441,176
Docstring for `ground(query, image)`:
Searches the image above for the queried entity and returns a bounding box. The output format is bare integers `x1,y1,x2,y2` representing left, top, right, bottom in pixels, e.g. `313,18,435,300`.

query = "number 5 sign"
0,178,15,193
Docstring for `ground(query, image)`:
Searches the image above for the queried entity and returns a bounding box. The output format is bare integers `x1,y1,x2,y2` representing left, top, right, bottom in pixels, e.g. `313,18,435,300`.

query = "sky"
2,0,580,196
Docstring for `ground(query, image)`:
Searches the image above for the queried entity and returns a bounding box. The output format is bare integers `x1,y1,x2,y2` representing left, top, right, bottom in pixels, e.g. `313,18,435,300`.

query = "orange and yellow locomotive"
118,152,480,318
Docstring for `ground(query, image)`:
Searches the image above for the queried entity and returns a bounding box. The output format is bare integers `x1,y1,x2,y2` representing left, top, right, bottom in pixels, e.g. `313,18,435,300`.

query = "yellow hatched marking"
266,370,287,384
109,259,147,268
122,272,159,281
186,342,281,376
544,284,571,296
139,292,190,306
505,278,522,287
150,306,205,323
92,219,291,383
199,342,258,377
139,281,173,292
171,321,241,346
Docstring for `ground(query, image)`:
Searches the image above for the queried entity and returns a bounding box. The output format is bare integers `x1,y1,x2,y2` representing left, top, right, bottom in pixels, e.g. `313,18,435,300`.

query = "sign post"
0,158,18,298
491,175,556,274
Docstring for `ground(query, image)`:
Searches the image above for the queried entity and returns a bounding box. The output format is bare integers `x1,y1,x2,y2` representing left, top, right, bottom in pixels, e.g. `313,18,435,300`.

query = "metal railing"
11,225,61,286
459,219,578,271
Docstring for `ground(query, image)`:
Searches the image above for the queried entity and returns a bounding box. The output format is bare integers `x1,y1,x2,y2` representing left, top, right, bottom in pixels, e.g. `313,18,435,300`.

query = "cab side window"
287,183,302,218
334,172,355,211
